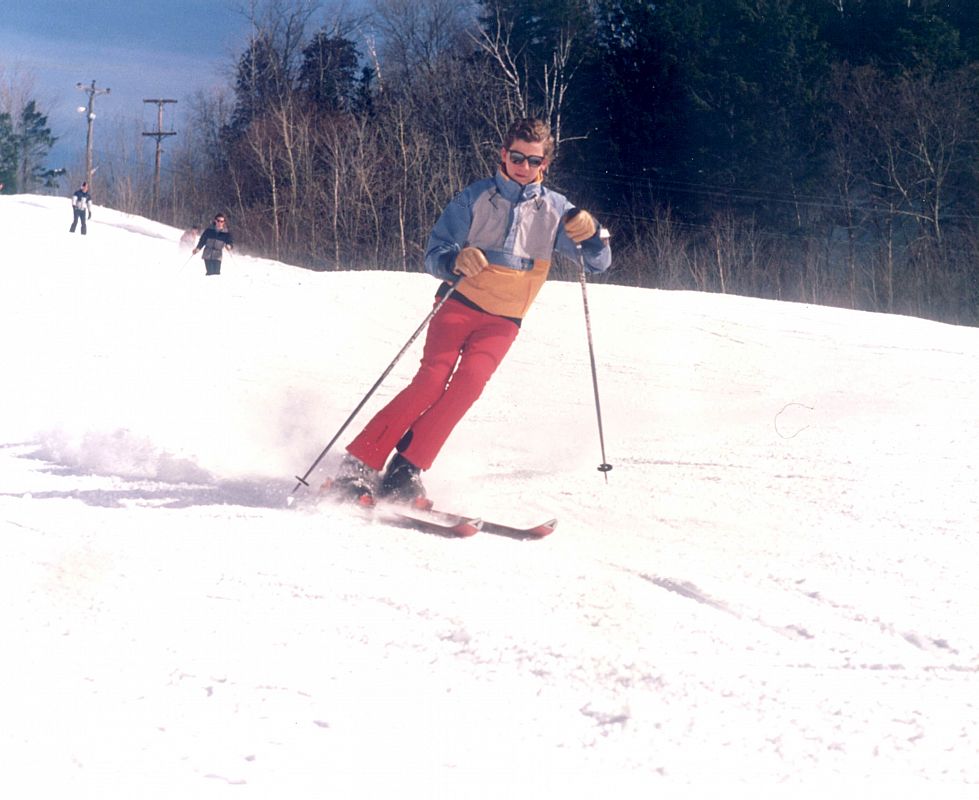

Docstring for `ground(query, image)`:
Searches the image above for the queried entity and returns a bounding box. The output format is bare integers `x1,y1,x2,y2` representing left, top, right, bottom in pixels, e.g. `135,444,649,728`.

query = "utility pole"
142,99,177,218
75,80,110,189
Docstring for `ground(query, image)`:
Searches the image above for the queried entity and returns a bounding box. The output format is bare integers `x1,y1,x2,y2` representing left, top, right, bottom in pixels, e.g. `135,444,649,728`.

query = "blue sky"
1,1,255,175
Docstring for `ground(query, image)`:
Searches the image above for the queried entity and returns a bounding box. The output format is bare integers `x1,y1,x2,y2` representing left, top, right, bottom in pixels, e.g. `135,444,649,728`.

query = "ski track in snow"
1,195,978,795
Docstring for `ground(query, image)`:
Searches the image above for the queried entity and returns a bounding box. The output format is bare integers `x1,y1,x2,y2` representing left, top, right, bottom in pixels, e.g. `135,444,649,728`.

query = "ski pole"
567,212,613,481
177,252,195,273
291,281,460,495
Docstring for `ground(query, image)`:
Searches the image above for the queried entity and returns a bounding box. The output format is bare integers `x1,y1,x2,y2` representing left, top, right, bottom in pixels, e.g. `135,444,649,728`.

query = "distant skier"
192,214,233,276
69,182,92,235
179,224,201,252
330,117,612,504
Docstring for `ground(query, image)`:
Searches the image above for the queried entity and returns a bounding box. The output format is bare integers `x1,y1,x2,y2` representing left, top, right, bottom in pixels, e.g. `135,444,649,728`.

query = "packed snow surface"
1,195,977,796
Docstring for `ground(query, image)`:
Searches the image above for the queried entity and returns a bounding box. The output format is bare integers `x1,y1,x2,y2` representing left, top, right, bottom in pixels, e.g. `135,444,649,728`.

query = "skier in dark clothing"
192,214,233,275
69,182,92,235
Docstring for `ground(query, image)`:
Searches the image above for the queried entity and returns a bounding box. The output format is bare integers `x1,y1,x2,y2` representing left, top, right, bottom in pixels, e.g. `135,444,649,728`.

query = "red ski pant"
346,298,519,471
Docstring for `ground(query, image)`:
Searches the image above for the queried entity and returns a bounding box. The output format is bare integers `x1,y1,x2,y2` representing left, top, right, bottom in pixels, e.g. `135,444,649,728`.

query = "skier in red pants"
334,118,612,503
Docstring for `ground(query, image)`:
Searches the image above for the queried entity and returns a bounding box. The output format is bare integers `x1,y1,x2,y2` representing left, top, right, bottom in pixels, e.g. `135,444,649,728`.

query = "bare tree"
472,12,527,119
369,0,477,80
827,62,979,319
0,64,37,121
472,7,581,154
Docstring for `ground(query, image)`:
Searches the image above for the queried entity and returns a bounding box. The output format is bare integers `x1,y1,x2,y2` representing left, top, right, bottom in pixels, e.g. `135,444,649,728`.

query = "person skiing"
192,214,233,275
331,117,612,504
179,224,201,251
69,182,92,235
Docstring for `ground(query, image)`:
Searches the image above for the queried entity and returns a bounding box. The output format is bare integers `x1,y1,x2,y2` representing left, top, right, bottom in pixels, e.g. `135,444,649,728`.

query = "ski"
480,518,557,539
408,506,557,540
383,509,482,538
308,482,555,540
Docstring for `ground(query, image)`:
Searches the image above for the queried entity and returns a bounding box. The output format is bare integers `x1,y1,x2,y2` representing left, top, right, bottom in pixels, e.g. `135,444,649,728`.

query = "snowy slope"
1,194,978,797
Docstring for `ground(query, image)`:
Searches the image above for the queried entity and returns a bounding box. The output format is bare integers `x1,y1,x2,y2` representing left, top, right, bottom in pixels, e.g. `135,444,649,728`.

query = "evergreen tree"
814,0,973,74
0,112,17,190
590,0,694,211
593,0,830,223
17,101,62,191
228,34,290,137
674,2,818,207
298,30,360,113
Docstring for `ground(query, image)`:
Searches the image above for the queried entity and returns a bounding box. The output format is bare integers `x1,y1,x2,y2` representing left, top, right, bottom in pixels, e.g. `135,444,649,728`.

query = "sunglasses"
507,149,546,168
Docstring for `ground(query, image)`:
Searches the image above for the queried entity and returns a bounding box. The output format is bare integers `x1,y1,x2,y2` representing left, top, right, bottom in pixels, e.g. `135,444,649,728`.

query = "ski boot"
323,454,380,506
379,453,430,508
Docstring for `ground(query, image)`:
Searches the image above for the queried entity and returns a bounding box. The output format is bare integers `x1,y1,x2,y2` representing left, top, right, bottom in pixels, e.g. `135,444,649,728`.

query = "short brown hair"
503,118,554,160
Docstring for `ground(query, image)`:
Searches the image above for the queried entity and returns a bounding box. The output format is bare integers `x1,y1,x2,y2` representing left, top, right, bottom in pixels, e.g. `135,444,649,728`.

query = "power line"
566,164,979,222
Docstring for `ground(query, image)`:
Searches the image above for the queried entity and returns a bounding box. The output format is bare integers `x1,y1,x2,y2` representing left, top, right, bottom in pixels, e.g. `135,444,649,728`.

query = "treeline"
134,1,979,323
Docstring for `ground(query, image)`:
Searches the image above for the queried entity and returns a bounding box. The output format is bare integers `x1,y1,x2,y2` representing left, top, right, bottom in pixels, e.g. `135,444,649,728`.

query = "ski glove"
564,209,597,243
453,246,489,278
88,210,92,220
